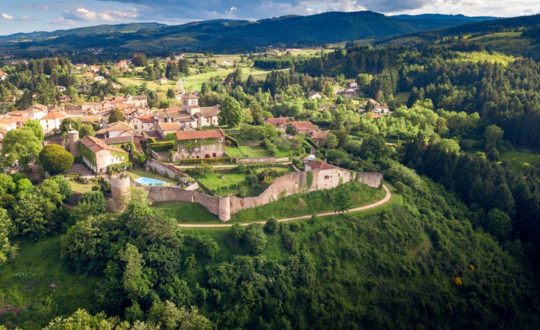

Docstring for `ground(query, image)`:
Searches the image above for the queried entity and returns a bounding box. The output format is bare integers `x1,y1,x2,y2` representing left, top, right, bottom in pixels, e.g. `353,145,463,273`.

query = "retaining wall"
114,166,383,222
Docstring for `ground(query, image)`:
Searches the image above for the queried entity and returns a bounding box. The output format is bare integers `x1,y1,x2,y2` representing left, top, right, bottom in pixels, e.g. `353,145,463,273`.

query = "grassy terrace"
225,146,296,159
194,167,292,197
230,182,385,222
150,181,388,224
500,149,540,171
0,237,99,329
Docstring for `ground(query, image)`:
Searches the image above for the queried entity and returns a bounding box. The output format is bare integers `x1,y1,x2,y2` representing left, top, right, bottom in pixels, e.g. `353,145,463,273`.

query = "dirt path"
177,184,392,229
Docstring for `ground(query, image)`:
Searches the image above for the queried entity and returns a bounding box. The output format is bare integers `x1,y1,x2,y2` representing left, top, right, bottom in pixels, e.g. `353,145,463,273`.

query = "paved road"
177,184,392,229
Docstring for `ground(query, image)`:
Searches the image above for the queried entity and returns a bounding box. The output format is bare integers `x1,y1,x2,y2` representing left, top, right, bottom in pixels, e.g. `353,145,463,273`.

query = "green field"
452,51,516,66
500,149,540,170
225,145,295,159
182,66,273,91
0,237,99,329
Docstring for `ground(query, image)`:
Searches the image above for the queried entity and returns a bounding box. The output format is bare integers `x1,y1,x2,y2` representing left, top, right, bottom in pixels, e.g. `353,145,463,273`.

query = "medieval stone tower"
218,196,231,222
67,129,80,156
110,173,131,211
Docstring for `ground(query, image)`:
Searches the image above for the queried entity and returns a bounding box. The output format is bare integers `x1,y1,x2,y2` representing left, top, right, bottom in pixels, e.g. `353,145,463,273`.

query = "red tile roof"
80,136,127,153
290,121,319,132
41,111,66,120
266,117,292,126
176,129,224,141
136,115,154,123
305,160,336,170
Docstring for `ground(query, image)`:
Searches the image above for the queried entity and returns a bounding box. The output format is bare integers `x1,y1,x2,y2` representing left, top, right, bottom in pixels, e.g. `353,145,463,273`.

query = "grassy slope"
0,237,99,330
500,149,540,170
182,66,273,91
231,182,385,222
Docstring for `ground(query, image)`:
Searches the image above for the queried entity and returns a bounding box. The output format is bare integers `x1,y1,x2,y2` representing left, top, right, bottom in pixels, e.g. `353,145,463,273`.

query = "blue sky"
0,0,538,35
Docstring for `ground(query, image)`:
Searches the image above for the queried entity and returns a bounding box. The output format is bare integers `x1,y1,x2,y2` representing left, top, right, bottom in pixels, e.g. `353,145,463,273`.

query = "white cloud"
1,13,14,20
59,7,139,24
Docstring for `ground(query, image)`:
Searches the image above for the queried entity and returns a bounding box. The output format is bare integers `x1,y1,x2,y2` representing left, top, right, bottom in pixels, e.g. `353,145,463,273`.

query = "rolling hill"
0,11,495,59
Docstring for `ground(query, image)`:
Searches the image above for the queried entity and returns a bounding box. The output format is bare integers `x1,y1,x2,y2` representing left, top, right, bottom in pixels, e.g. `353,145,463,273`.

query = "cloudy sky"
0,0,538,35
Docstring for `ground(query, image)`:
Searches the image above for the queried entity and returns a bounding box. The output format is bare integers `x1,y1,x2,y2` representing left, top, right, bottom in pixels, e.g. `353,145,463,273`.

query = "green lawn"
127,167,178,184
500,149,540,170
68,179,97,194
152,201,218,223
225,146,295,159
195,172,249,196
0,237,99,330
225,146,272,158
231,182,386,222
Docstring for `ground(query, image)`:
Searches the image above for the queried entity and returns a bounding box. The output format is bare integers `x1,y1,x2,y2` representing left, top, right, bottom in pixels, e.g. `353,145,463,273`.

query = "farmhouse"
175,129,225,160
78,136,129,174
266,117,293,129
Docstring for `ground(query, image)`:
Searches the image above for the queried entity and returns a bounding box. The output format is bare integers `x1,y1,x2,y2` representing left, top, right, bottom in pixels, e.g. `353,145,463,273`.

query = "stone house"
266,117,293,130
175,129,225,160
96,121,134,139
288,121,319,135
40,111,66,136
157,122,181,138
304,159,352,190
78,135,129,174
155,95,219,129
130,115,155,134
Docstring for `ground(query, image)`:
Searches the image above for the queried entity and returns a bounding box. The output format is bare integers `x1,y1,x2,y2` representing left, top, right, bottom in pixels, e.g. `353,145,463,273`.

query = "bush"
264,219,279,234
39,144,74,174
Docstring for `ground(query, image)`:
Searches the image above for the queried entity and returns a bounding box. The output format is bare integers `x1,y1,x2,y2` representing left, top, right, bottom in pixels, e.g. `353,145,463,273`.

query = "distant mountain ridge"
0,11,496,58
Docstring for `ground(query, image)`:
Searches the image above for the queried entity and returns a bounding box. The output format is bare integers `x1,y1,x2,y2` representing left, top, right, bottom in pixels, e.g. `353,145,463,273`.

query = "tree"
44,309,129,330
39,144,74,174
0,208,15,264
0,174,15,196
120,243,151,301
79,123,96,137
147,300,213,330
109,109,125,123
485,209,512,241
359,135,390,161
167,88,176,99
334,185,352,212
484,124,504,151
23,119,45,141
243,224,267,255
15,89,33,109
132,54,148,67
218,96,243,127
13,190,56,237
2,127,43,166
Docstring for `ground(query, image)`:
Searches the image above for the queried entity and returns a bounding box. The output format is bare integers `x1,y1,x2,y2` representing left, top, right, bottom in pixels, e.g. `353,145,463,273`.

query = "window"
324,175,330,179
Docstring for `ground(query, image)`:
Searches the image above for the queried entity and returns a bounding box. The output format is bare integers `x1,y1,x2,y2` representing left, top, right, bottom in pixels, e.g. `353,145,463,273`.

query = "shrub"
264,218,279,234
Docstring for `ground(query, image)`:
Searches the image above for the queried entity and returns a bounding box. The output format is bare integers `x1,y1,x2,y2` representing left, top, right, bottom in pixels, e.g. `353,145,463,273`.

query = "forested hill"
0,11,494,58
383,14,540,59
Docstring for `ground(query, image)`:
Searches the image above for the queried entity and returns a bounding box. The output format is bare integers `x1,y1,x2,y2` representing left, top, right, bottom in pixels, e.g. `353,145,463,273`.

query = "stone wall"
145,158,181,180
111,165,383,222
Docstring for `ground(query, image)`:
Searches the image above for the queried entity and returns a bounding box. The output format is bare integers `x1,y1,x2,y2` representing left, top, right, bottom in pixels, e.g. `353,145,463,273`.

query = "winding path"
177,184,392,229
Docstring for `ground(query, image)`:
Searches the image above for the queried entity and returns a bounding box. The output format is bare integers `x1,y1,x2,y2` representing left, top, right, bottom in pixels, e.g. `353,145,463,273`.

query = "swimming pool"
135,177,167,186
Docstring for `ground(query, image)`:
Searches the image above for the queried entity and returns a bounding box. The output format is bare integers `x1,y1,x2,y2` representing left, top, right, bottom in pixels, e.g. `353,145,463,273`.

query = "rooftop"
176,129,224,141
